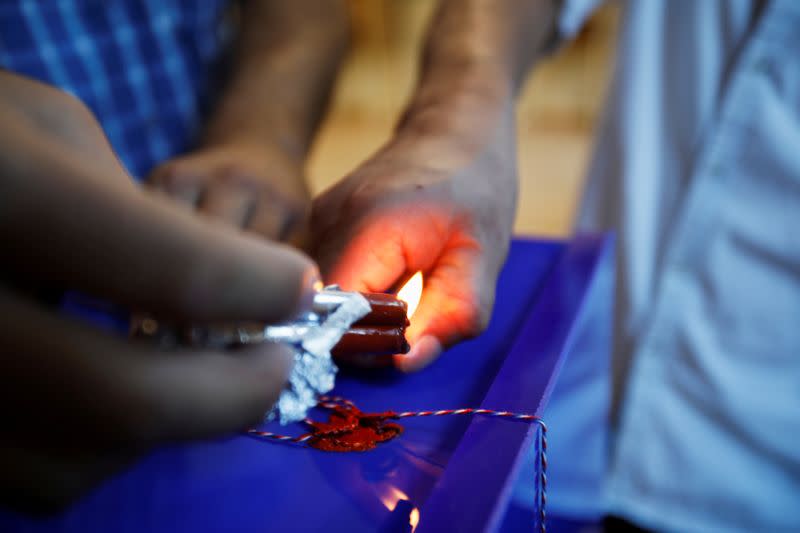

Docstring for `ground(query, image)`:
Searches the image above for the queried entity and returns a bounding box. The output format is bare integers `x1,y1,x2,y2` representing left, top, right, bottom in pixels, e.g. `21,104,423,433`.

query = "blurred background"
308,0,620,237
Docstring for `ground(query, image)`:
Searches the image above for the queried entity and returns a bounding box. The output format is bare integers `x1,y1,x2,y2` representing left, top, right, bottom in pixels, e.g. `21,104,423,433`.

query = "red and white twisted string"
246,395,548,532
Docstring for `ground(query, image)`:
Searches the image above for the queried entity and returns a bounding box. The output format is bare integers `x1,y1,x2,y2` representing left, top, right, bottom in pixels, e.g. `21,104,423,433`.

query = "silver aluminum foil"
132,288,372,424
270,290,370,424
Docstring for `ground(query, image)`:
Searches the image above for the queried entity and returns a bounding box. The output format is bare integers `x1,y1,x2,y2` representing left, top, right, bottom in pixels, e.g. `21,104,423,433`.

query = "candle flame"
410,508,420,530
396,271,423,319
379,486,408,509
378,486,420,532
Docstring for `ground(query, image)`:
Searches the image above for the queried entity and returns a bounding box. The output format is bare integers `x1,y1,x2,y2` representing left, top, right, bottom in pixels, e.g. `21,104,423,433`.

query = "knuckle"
457,292,493,338
158,162,193,188
217,164,258,189
464,303,491,336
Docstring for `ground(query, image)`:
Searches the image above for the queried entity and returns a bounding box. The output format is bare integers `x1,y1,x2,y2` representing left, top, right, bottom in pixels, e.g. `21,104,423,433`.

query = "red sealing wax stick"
332,326,410,357
331,292,411,362
356,292,410,327
312,290,409,326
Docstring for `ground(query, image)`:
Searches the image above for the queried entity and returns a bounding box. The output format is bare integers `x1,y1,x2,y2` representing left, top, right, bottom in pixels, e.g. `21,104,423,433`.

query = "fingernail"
395,335,442,372
298,265,322,314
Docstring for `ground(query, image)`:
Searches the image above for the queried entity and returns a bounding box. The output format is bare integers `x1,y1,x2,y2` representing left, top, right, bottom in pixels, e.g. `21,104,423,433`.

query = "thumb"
395,249,495,372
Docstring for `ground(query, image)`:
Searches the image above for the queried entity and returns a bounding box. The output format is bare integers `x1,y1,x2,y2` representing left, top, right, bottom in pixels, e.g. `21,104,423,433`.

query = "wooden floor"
307,1,619,237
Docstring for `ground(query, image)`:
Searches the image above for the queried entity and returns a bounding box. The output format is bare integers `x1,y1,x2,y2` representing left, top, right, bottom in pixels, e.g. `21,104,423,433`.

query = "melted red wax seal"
303,403,403,452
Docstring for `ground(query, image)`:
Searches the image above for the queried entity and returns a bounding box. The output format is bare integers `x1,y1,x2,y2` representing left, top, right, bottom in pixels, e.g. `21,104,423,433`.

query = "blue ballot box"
0,234,613,533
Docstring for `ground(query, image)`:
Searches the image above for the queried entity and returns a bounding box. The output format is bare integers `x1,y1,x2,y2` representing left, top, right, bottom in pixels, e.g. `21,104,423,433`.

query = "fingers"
395,335,442,373
85,193,315,323
147,153,311,248
199,184,311,249
0,285,294,448
396,246,495,372
132,342,294,443
248,197,302,245
0,73,126,183
316,211,496,372
147,162,203,208
0,133,318,322
150,161,256,225
199,181,255,227
313,203,490,372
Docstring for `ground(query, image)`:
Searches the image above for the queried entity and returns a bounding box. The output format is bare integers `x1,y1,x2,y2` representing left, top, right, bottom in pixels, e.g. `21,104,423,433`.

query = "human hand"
0,71,129,179
312,107,518,371
0,91,316,511
147,140,311,248
143,0,349,250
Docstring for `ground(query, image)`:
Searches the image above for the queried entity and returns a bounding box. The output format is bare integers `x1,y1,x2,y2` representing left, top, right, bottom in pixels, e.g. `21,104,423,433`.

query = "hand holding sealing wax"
132,279,419,423
0,72,325,509
312,114,517,371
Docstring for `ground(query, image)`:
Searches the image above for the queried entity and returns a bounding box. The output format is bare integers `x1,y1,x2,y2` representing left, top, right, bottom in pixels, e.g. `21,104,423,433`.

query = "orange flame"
378,486,420,532
396,271,423,319
409,508,420,530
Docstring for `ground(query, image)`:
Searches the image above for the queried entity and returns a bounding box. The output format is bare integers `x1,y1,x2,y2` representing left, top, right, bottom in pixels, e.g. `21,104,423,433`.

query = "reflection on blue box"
0,234,613,533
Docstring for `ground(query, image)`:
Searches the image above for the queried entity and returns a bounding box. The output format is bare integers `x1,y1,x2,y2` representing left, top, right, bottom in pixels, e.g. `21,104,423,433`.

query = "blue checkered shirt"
0,0,231,179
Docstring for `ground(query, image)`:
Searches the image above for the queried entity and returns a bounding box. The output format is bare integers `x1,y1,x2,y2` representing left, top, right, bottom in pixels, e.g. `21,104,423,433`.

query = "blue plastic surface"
0,236,613,533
